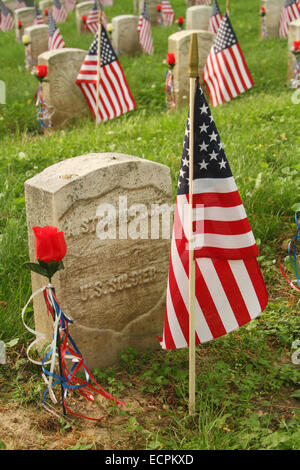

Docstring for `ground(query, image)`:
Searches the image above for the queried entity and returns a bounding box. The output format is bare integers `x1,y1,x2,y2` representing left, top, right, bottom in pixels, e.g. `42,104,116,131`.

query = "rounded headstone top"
25,153,171,194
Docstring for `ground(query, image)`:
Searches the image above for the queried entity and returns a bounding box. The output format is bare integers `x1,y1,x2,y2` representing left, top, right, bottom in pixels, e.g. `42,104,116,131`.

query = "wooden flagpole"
188,33,198,416
95,10,102,126
226,0,230,15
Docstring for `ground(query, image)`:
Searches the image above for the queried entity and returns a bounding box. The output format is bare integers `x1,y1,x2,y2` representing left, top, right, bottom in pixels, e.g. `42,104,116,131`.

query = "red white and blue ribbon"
22,285,125,420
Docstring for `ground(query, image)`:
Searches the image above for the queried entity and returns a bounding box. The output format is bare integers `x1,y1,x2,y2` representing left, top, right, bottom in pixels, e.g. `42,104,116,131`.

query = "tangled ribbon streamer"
164,69,176,113
279,209,300,293
22,285,125,420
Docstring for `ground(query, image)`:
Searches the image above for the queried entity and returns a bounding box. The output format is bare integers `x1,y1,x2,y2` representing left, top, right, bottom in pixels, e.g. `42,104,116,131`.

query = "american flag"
159,79,268,350
33,4,44,25
0,2,14,31
76,27,136,123
137,2,154,55
48,11,65,50
161,0,175,26
279,0,300,39
65,0,76,12
52,0,67,23
15,0,26,9
86,0,107,33
208,0,222,34
203,13,254,107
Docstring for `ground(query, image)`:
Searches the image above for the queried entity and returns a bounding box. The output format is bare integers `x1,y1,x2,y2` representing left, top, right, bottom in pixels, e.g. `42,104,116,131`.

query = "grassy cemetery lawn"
0,0,300,451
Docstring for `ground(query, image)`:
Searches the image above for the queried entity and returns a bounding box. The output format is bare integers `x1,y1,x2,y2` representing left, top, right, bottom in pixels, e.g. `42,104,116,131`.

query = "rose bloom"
44,8,48,15
156,4,162,12
33,226,67,263
294,40,300,51
35,64,48,79
260,7,265,14
166,52,175,66
82,15,87,22
17,20,22,28
178,16,184,25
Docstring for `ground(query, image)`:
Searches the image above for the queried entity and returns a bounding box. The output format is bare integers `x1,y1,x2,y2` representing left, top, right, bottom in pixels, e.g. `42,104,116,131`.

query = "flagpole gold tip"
188,33,199,78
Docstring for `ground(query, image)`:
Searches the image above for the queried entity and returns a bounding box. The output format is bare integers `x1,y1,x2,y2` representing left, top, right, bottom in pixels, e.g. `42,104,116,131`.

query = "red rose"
35,64,48,79
166,52,175,66
44,8,48,15
178,16,184,25
82,15,87,22
33,226,67,263
260,7,265,13
156,4,162,12
18,20,22,28
294,40,300,51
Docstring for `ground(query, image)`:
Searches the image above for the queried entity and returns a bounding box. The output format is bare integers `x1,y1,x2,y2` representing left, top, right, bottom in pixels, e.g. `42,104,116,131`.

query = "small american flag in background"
137,2,154,55
279,0,300,39
48,11,65,50
65,0,76,12
86,0,108,33
15,0,26,9
208,0,222,34
33,4,44,24
0,1,14,31
52,0,67,23
76,27,136,123
161,0,175,26
203,13,254,107
159,79,268,350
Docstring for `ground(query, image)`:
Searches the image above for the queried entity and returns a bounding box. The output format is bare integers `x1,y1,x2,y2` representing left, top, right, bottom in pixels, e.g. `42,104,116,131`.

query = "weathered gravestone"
75,1,94,35
186,5,212,31
24,24,48,65
24,153,173,369
111,15,141,55
168,29,214,107
288,18,300,85
15,7,35,40
38,48,89,128
260,0,285,38
138,0,159,25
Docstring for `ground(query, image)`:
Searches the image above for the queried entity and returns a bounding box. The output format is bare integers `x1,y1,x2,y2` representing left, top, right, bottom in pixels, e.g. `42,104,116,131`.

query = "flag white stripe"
170,231,214,343
192,176,238,194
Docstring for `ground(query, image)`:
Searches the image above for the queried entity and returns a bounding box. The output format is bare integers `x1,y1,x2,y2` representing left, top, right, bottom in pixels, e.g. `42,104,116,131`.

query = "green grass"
0,0,299,451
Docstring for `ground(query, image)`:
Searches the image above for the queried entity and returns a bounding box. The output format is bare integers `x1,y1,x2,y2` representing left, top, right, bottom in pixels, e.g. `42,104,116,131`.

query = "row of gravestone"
19,16,300,127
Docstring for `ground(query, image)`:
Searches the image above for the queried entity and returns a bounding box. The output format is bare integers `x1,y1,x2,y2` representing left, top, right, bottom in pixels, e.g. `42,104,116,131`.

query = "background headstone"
138,0,159,25
168,29,214,107
24,24,48,65
75,1,94,35
15,7,35,40
24,153,173,369
186,5,212,31
111,15,141,55
288,18,300,85
38,48,89,128
260,0,285,39
39,0,53,10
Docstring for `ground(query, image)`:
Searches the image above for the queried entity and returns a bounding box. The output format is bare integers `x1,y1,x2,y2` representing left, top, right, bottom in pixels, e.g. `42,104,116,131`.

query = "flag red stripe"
212,259,252,326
